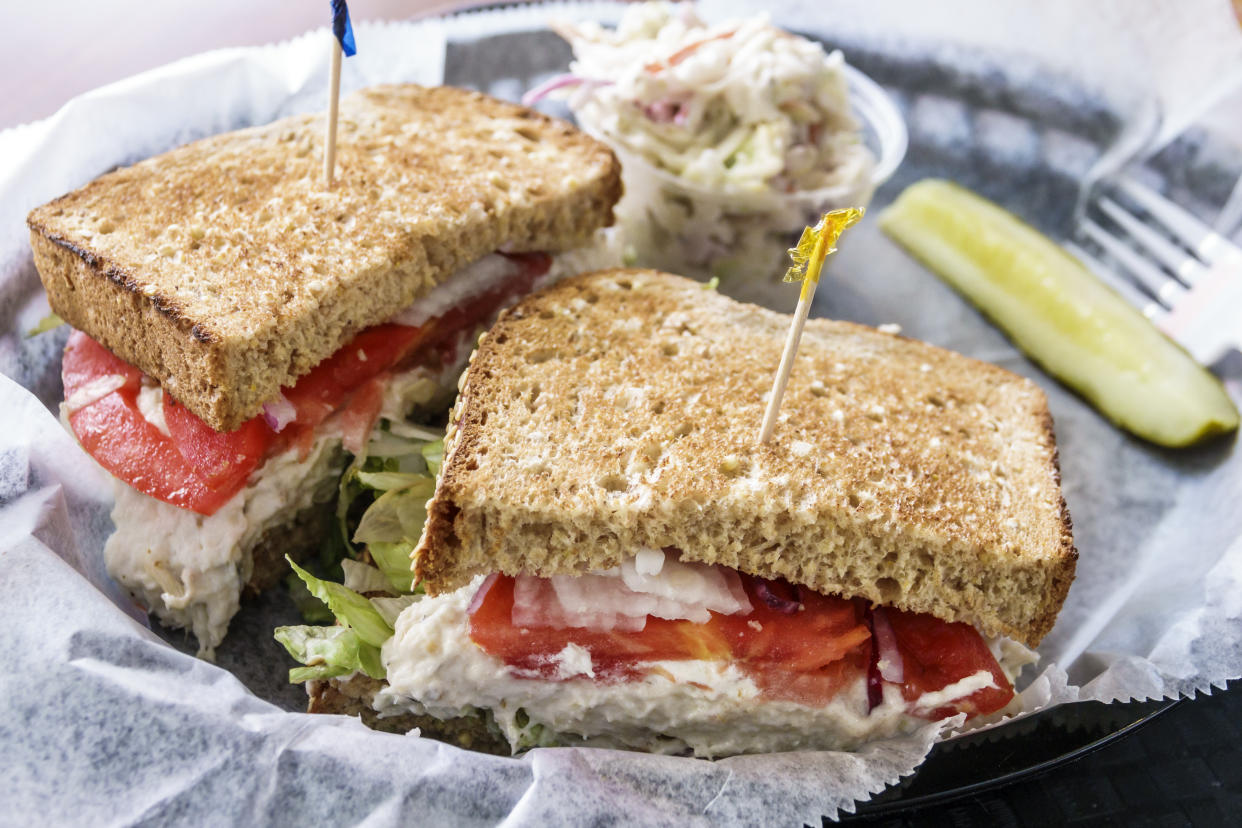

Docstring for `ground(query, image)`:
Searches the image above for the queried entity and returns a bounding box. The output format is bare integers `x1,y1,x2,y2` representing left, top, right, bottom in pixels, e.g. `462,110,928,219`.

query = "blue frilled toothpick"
324,0,357,189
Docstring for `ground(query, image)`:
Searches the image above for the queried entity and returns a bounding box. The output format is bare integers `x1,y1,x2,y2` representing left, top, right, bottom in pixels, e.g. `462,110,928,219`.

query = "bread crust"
28,84,621,431
307,674,509,753
415,269,1076,647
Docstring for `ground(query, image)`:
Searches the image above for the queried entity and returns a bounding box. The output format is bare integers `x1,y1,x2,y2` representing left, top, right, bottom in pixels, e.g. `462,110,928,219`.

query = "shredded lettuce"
356,470,429,491
287,558,394,647
384,420,443,441
336,420,440,559
286,572,335,624
341,559,395,595
369,540,418,594
352,480,436,547
25,312,64,337
277,421,442,684
421,439,445,476
275,625,385,682
370,594,421,627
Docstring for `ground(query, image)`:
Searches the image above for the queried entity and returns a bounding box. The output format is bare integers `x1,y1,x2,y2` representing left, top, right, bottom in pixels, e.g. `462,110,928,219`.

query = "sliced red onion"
467,573,500,617
521,74,588,107
871,606,905,683
644,98,682,123
752,577,800,614
261,392,296,433
864,606,883,712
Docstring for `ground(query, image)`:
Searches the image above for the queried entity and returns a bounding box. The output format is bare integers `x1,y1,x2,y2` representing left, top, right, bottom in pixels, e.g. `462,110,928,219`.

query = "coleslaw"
526,3,881,284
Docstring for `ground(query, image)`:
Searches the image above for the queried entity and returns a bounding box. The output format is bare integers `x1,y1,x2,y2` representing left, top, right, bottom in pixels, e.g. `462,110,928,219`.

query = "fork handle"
1161,265,1242,365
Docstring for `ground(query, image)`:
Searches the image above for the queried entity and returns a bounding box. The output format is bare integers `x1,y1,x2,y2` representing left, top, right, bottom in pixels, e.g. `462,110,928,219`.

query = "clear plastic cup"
579,64,908,290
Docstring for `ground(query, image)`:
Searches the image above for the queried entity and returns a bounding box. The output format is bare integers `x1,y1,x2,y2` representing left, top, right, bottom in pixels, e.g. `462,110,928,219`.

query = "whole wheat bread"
415,269,1075,647
28,85,621,431
307,675,508,753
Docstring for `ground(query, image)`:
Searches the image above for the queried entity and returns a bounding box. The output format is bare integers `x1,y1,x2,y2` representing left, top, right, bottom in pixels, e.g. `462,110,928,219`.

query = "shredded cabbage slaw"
525,3,878,282
527,3,868,194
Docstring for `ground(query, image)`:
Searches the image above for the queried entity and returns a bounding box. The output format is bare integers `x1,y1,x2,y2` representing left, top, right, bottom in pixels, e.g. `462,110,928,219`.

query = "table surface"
8,2,1240,823
850,682,1242,826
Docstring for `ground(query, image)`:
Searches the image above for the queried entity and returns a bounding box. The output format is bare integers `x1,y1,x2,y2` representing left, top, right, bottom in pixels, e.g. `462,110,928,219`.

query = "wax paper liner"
2,5,1242,825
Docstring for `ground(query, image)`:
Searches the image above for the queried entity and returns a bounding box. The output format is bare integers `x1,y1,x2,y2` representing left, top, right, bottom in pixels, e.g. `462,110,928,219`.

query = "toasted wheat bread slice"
307,675,508,753
28,84,621,431
414,269,1075,647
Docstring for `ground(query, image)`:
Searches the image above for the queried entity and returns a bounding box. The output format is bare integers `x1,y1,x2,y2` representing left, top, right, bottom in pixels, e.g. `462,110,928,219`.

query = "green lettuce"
336,421,440,562
369,594,421,627
421,439,445,476
287,558,393,647
286,571,335,624
25,312,64,337
277,421,443,684
352,480,435,546
340,559,396,595
368,540,418,594
274,625,384,682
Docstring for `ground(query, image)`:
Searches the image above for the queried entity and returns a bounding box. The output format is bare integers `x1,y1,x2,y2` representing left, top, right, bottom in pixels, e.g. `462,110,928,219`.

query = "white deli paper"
2,6,1242,825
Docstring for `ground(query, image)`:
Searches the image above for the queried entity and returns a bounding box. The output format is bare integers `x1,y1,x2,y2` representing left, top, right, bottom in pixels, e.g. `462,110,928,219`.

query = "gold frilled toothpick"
758,207,864,444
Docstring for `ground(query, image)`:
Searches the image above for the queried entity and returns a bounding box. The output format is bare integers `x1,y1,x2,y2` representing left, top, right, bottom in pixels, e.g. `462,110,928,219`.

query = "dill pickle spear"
879,179,1239,448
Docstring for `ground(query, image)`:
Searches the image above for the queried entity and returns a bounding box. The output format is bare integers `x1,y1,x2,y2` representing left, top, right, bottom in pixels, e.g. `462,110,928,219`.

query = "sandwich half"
280,268,1076,756
27,84,621,657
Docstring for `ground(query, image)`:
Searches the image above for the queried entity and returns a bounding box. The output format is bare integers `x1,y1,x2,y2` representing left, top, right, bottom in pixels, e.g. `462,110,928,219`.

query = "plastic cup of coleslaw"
576,63,907,291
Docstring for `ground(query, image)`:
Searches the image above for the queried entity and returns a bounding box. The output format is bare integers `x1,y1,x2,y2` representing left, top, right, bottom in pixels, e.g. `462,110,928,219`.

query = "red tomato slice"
885,609,1014,718
716,579,872,673
337,374,391,455
64,332,271,515
468,569,1016,720
468,574,872,694
67,380,239,515
416,252,552,367
163,393,269,493
748,659,866,707
62,329,141,396
62,251,552,516
283,325,425,429
469,575,731,680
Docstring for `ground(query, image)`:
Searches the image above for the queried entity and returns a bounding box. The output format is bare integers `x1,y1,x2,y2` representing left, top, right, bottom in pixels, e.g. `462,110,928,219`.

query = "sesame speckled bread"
27,84,621,431
415,269,1076,647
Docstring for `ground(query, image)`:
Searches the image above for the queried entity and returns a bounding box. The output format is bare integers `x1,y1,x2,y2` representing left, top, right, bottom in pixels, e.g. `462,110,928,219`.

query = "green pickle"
879,179,1239,448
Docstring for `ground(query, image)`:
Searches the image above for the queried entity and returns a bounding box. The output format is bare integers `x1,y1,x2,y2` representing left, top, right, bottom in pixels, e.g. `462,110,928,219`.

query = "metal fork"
1068,174,1242,366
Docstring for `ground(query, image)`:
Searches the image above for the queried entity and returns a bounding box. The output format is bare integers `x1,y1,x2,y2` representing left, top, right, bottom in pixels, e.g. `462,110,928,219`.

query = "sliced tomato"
337,374,391,455
416,252,551,365
62,251,551,516
67,380,239,514
468,568,1016,720
468,575,731,680
716,579,872,673
886,610,1014,718
468,574,871,695
748,658,867,707
163,393,269,493
62,329,142,395
64,333,261,515
282,325,425,430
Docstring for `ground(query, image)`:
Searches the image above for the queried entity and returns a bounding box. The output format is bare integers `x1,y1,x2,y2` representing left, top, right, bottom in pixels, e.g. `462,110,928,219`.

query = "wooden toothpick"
323,37,343,190
324,0,356,190
758,207,864,444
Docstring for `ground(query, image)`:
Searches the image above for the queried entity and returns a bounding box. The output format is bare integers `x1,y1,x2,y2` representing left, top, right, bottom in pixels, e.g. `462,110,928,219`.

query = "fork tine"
1115,176,1242,267
1065,241,1166,320
1096,197,1206,287
1079,218,1189,307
